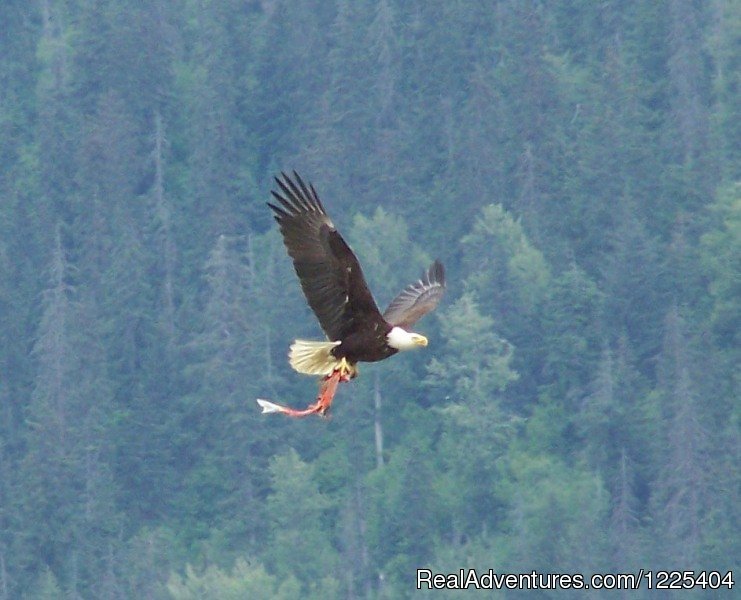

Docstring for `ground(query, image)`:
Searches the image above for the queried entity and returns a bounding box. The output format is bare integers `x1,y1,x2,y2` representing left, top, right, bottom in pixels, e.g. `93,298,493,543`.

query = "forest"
0,0,738,598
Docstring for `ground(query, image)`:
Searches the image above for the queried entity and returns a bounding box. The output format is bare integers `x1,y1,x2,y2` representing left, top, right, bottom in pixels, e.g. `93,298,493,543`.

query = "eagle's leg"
313,367,342,416
284,360,350,417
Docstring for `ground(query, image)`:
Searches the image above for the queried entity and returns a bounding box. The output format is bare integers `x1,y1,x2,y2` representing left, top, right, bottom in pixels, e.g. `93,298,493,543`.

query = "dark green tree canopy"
0,1,737,597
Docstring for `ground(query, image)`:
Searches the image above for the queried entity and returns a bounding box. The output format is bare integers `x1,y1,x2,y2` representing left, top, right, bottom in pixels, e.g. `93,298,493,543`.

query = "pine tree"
609,450,644,578
20,227,120,594
36,0,79,224
650,306,709,565
151,110,177,352
503,452,610,576
579,335,650,499
176,234,290,553
708,0,741,181
601,198,665,366
365,436,439,595
666,0,715,196
551,28,660,267
427,294,519,537
700,183,740,349
541,264,603,404
461,203,550,405
265,449,340,595
167,557,302,600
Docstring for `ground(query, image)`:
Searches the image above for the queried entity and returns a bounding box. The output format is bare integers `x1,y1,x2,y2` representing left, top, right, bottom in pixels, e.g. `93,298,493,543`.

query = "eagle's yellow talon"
338,357,349,376
336,357,358,381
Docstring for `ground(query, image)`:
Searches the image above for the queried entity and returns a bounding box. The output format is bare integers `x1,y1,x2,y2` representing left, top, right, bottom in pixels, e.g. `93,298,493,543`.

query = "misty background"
0,0,738,598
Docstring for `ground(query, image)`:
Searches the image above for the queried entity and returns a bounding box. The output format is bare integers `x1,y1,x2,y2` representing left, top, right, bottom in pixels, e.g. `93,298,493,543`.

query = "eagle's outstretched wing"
383,260,445,329
268,172,383,340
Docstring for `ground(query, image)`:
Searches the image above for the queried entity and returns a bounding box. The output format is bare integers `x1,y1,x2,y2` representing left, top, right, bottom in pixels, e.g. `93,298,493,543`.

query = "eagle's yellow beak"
413,334,428,347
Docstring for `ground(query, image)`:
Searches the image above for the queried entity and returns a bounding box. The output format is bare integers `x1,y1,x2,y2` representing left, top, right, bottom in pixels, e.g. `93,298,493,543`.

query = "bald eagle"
257,172,445,417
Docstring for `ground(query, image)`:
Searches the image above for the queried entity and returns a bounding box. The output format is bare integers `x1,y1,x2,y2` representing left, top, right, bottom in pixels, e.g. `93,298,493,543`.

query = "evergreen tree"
365,436,439,596
150,110,177,353
19,227,120,595
427,294,518,538
461,203,550,406
0,1,738,595
666,0,715,197
608,450,644,578
167,558,301,600
708,0,741,181
600,198,665,366
502,451,610,576
540,264,603,404
26,567,63,600
579,336,650,494
265,449,341,596
176,234,263,550
700,183,740,349
650,306,709,566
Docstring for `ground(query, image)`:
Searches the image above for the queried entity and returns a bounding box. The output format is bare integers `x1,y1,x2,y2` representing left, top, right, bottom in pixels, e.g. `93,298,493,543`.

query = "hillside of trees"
0,0,738,598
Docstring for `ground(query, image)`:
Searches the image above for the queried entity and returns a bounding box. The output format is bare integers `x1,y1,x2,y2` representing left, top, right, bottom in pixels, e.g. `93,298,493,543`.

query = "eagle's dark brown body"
331,320,397,364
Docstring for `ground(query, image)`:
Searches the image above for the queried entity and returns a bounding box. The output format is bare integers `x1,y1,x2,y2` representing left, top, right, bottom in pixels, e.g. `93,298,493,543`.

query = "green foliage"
462,204,550,319
600,198,665,363
167,558,301,600
427,294,518,402
708,0,741,181
365,436,439,591
501,451,610,573
19,228,120,593
460,203,549,405
265,449,341,592
26,567,64,600
0,1,738,597
701,183,741,348
650,306,712,566
540,264,603,401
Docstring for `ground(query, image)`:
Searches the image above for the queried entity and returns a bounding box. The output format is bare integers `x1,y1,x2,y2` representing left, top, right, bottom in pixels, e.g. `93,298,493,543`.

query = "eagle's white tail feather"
256,399,284,414
289,339,341,375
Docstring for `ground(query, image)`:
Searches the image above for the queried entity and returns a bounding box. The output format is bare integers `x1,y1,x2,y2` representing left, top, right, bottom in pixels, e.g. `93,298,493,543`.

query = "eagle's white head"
387,326,428,351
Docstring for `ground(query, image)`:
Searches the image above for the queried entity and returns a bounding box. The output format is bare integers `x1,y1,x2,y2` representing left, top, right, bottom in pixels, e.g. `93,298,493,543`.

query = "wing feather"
269,172,382,340
383,260,446,329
